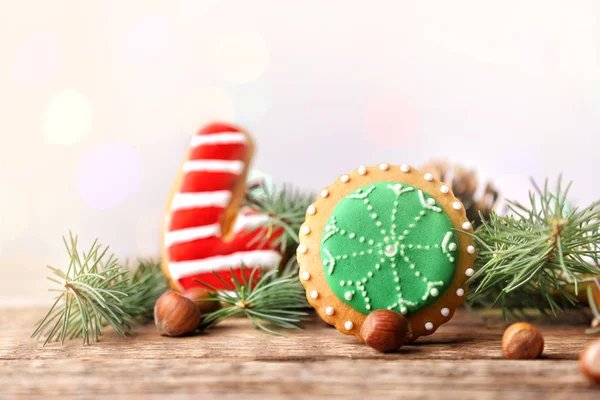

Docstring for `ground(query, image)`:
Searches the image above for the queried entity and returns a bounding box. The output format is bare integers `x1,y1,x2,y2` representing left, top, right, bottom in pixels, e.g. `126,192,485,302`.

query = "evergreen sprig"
244,185,314,252
196,259,309,335
32,233,168,345
121,258,170,323
468,178,600,319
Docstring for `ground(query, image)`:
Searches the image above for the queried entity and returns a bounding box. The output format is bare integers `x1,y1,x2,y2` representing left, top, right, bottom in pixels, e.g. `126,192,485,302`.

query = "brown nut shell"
579,339,600,384
182,287,221,314
360,310,410,353
502,322,544,360
154,291,202,337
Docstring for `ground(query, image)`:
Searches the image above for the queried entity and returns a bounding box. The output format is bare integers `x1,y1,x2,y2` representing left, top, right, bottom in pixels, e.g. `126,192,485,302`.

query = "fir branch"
196,258,309,335
32,234,168,345
468,178,600,319
244,185,314,252
121,258,170,323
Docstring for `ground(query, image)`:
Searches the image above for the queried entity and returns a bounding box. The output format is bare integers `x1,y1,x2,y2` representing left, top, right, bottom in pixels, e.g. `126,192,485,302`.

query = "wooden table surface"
0,307,598,399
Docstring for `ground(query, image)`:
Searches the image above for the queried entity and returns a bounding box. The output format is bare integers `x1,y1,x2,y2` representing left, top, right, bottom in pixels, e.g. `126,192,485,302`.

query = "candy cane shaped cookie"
162,122,282,290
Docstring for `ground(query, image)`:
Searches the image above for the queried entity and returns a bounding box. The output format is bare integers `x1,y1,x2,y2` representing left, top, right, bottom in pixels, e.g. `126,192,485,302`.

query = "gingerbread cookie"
162,122,282,291
297,163,476,342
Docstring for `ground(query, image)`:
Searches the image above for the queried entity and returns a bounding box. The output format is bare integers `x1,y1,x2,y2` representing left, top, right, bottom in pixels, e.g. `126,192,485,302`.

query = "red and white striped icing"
163,122,281,291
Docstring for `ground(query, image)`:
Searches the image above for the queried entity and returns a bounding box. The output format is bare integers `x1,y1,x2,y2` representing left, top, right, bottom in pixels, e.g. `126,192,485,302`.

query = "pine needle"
467,178,600,320
196,258,309,335
244,185,314,252
32,233,169,345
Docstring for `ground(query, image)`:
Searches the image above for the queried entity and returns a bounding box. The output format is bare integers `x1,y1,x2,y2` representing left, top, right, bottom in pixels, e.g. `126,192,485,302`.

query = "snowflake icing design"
320,182,458,316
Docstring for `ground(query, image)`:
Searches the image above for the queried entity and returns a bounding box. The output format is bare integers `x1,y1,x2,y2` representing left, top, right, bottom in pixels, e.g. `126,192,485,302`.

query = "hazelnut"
182,287,221,314
360,310,410,353
154,291,201,337
502,322,544,359
579,339,600,384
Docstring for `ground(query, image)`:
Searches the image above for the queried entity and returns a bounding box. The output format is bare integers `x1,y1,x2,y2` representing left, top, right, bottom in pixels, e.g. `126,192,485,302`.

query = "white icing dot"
441,307,450,317
425,322,434,331
358,165,367,175
344,321,354,330
325,306,334,316
427,198,436,206
344,292,353,301
453,201,462,210
440,185,449,193
379,163,389,171
465,268,475,277
384,244,397,257
310,290,319,299
456,288,465,297
301,271,310,281
298,244,308,254
340,174,350,183
400,307,408,315
448,243,457,251
462,221,472,230
320,189,329,198
431,288,439,297
400,164,410,173
424,173,433,181
300,226,311,235
467,245,476,255
307,205,316,215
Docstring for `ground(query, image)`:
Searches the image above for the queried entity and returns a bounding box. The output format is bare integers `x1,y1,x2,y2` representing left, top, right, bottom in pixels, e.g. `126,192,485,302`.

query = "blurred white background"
1,0,599,304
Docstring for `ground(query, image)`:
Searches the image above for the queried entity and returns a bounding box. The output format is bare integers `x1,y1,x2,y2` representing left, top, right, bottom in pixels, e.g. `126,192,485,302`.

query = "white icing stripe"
168,250,282,280
171,191,231,211
165,224,221,247
183,160,245,174
190,132,247,147
166,213,270,247
232,213,271,232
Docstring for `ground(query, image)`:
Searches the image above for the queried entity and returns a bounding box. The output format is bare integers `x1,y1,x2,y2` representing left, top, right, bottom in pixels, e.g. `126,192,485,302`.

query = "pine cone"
421,160,499,226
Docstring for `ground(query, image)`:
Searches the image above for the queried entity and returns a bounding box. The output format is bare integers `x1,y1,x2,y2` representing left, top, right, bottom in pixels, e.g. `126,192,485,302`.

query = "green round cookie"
320,181,458,316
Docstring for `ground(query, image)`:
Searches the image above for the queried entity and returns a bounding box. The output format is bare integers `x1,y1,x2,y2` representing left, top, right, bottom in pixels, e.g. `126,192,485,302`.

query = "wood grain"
0,308,598,398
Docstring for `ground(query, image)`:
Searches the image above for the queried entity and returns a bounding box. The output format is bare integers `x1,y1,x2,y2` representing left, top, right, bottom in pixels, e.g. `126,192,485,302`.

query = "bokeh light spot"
177,86,235,135
215,31,270,84
78,143,143,209
365,92,419,147
14,32,60,85
43,89,92,146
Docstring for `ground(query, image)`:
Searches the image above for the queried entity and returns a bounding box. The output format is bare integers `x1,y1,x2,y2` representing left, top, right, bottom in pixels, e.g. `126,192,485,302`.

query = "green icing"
320,182,458,316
